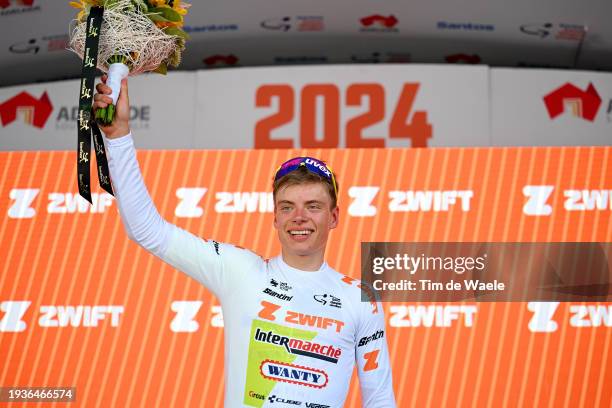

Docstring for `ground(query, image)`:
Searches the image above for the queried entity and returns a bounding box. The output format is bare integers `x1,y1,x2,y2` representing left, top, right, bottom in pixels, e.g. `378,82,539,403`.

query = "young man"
94,77,396,407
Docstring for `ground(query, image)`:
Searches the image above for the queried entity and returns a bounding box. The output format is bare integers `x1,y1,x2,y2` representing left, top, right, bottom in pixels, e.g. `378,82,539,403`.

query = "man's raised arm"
92,77,258,299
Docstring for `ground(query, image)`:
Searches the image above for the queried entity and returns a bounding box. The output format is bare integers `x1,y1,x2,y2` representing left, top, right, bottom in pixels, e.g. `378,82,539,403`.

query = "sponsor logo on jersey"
258,301,345,333
270,279,292,291
212,240,220,255
259,360,329,388
248,390,265,400
313,294,341,308
358,330,385,347
268,395,301,405
264,287,293,301
254,327,342,363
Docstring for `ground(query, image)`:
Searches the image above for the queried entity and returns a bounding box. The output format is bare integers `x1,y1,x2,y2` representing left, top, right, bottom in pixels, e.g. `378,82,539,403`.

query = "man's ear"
329,206,339,229
273,210,278,230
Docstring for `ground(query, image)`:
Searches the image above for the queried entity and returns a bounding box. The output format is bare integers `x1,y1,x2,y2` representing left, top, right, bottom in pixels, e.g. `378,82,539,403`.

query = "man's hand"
93,74,130,139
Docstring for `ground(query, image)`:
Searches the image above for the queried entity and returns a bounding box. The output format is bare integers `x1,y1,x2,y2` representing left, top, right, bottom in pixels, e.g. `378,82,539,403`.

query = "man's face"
274,182,339,259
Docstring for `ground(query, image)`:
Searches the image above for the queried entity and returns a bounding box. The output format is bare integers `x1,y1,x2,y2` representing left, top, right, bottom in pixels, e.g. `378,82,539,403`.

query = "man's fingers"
93,93,112,104
96,82,111,94
101,74,107,84
117,78,129,104
93,101,108,110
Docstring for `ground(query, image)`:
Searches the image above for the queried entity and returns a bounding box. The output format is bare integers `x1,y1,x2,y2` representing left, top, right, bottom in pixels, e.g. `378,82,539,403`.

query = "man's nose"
292,206,307,222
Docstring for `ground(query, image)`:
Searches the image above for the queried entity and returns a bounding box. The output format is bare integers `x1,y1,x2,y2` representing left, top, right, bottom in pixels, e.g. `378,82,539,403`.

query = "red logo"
0,0,35,9
203,54,239,67
360,15,398,28
543,82,602,122
0,91,53,128
445,53,481,64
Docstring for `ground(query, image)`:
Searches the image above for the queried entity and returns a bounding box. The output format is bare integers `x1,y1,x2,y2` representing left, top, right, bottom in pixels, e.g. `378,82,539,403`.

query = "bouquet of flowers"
69,0,190,124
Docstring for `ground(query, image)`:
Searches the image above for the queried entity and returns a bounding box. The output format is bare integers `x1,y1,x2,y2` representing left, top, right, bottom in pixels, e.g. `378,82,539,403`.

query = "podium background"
0,146,610,407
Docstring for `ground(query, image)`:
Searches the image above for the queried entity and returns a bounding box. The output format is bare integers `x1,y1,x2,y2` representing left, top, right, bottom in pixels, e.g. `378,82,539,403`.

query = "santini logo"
0,91,53,128
259,360,329,388
543,82,602,122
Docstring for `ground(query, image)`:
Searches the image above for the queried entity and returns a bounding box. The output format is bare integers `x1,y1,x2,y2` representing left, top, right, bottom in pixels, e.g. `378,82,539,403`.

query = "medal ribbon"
77,6,114,203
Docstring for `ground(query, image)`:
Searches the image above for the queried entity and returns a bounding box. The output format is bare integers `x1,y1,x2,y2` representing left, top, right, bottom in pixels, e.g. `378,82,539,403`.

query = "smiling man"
94,77,396,407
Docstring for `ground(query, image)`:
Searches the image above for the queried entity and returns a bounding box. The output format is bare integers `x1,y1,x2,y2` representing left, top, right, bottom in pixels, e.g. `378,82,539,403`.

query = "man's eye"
308,205,321,210
281,206,292,211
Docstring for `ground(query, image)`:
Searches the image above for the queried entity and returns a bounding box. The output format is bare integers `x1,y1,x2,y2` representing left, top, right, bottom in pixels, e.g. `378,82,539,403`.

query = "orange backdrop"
0,146,610,407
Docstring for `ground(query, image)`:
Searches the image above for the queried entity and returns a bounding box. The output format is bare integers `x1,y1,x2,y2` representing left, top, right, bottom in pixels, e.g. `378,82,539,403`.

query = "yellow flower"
172,0,190,16
149,0,167,7
69,0,101,22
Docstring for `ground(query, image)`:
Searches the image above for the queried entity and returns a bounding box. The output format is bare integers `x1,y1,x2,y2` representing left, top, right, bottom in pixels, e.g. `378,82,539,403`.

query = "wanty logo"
360,15,399,32
543,82,602,122
260,360,329,388
0,91,53,128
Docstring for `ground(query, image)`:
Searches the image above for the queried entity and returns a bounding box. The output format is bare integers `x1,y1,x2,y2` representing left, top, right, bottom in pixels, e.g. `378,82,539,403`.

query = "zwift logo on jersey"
254,327,342,363
0,91,53,128
543,82,602,122
260,360,329,388
258,301,346,333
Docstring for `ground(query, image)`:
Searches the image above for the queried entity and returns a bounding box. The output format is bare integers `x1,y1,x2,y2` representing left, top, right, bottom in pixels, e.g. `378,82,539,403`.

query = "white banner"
0,72,196,150
195,64,490,148
491,68,612,146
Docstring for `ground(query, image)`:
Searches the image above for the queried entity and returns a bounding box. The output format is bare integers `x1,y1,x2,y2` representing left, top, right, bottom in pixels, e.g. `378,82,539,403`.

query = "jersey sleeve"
355,297,397,407
104,133,260,300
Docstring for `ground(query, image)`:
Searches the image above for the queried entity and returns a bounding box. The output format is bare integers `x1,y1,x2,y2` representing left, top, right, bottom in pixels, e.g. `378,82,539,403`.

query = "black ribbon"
77,6,113,204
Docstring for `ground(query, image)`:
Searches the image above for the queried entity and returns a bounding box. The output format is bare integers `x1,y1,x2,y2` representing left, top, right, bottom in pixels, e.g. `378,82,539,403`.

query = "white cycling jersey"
104,133,396,407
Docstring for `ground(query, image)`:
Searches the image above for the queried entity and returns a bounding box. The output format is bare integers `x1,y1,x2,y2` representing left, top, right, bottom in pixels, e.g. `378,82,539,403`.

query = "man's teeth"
290,230,311,235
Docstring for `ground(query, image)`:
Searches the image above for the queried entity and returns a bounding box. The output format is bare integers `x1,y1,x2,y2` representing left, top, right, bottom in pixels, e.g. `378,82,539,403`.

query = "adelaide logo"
0,91,53,128
543,82,601,122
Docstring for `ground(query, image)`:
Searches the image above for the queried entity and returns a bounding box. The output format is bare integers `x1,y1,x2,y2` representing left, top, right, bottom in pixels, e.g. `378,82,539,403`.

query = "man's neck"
281,250,325,271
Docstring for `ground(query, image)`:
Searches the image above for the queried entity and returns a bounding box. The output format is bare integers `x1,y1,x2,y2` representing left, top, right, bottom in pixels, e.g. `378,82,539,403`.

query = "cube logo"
543,82,602,122
0,91,53,128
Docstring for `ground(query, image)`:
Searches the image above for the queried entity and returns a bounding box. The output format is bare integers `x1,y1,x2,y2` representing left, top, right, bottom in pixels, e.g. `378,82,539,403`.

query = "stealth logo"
543,82,602,122
0,91,53,128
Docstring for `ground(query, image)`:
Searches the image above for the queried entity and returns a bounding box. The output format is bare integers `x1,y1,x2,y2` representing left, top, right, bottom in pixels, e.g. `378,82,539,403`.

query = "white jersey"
104,133,396,407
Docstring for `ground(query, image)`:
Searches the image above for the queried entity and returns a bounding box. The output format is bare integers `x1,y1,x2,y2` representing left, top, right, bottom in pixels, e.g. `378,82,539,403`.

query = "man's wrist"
104,126,130,139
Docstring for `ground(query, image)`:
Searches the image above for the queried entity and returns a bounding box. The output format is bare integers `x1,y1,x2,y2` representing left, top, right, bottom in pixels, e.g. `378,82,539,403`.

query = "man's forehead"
275,183,331,202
